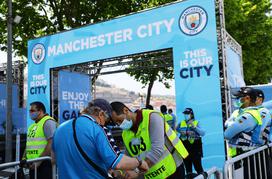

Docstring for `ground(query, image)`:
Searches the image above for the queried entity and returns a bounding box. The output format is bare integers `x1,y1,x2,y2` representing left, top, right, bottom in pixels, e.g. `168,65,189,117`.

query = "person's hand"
124,170,139,179
187,131,195,136
109,169,125,179
30,161,42,170
19,159,28,168
138,160,149,172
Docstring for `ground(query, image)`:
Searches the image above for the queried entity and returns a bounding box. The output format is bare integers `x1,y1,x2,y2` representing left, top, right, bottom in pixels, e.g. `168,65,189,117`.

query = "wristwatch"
136,156,142,168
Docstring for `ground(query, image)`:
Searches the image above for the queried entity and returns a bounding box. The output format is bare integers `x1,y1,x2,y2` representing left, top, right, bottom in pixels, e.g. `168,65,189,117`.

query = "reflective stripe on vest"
165,122,188,159
122,110,188,179
258,107,271,142
180,120,199,144
26,115,52,159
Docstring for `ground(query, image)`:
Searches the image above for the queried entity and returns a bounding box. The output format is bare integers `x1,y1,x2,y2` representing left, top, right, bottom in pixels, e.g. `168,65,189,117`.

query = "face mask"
184,114,190,121
119,119,133,130
234,98,244,108
30,112,39,120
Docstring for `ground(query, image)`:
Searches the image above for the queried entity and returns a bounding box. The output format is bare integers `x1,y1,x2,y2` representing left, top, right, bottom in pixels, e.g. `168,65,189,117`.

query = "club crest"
32,43,46,64
179,6,208,36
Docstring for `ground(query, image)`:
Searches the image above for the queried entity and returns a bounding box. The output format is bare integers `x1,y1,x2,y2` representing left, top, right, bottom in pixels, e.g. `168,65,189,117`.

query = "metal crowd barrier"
0,156,56,179
194,167,222,179
224,143,272,179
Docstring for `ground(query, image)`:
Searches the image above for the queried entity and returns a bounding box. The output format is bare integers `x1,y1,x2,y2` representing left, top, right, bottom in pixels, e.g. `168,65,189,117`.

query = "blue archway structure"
28,0,225,169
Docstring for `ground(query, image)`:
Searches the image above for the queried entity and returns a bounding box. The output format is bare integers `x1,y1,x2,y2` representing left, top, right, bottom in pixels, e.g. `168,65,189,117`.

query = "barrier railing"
0,156,56,179
194,167,223,179
223,143,272,179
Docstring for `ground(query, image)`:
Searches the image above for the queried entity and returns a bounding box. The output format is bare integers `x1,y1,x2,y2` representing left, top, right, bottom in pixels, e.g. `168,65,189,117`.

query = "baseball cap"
183,108,193,114
254,89,265,99
232,87,256,98
93,98,113,118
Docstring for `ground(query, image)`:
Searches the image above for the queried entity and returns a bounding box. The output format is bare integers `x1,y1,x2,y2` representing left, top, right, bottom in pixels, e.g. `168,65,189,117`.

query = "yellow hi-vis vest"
180,120,199,144
122,110,188,179
243,108,262,125
228,110,239,157
227,108,262,157
162,113,173,122
26,115,53,159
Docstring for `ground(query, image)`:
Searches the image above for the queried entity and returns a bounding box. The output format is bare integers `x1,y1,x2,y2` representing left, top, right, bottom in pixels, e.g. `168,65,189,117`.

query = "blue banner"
58,71,91,123
226,46,245,88
0,108,27,134
28,0,226,169
0,83,19,109
173,1,225,168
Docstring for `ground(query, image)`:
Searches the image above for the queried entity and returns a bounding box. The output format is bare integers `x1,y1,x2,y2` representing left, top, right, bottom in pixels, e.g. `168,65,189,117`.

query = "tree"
224,0,272,84
126,50,173,106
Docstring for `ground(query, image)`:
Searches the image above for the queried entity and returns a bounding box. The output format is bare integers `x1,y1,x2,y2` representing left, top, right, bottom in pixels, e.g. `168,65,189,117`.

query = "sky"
99,73,175,96
0,51,175,96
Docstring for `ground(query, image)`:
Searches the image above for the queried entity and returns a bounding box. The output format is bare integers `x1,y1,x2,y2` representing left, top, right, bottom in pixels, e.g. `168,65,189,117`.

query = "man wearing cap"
110,101,189,179
224,87,263,156
176,108,206,177
52,98,149,179
255,89,272,143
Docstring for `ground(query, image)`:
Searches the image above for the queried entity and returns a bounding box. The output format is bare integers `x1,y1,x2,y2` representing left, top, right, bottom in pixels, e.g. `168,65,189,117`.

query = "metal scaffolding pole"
5,0,13,162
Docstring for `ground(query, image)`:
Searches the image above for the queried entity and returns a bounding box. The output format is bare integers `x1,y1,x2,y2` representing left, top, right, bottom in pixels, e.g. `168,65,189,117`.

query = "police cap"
232,87,256,99
254,89,265,99
183,108,193,114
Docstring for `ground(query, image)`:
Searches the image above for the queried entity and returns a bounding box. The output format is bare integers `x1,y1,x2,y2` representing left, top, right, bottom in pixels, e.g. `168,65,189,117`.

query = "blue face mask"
30,112,39,120
119,119,133,130
234,98,244,108
184,114,191,121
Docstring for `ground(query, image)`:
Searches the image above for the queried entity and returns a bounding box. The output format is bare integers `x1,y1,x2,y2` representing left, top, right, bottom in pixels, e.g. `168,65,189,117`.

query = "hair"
145,104,154,110
168,108,173,113
110,101,131,115
160,105,167,113
81,102,102,116
30,101,46,113
249,96,257,103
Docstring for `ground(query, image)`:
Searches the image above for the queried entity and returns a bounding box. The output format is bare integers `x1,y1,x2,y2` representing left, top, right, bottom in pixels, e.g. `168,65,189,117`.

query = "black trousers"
184,152,204,174
29,160,52,179
167,163,186,179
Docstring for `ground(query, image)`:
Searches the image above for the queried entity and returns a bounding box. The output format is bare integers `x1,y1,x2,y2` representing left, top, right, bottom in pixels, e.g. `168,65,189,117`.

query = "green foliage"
224,0,272,84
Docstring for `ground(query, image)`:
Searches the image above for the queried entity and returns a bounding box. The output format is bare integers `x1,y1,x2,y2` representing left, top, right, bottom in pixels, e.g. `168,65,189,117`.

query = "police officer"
254,89,272,143
160,105,175,130
176,108,205,178
224,87,263,155
224,87,254,157
24,101,57,179
111,101,189,179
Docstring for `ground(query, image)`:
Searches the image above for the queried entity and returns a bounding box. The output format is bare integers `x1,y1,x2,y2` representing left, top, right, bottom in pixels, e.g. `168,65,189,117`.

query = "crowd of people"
22,87,271,178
